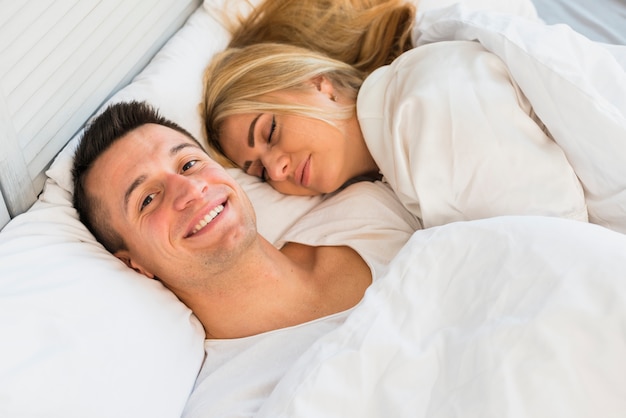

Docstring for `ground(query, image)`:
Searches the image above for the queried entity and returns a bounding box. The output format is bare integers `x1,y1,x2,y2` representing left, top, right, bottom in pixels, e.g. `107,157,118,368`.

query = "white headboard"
0,0,201,229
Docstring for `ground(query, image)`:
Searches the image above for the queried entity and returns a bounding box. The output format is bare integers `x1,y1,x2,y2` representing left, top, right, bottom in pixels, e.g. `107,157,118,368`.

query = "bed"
1,0,625,417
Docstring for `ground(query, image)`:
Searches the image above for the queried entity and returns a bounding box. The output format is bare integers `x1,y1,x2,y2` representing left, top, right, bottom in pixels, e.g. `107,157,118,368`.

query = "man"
73,101,419,340
73,100,420,416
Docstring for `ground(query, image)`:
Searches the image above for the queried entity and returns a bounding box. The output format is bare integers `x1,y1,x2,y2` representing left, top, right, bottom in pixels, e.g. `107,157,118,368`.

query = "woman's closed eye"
267,115,276,144
259,115,276,181
240,115,276,180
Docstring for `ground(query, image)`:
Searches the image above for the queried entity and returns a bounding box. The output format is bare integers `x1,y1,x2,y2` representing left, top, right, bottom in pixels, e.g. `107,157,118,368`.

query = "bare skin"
85,123,371,338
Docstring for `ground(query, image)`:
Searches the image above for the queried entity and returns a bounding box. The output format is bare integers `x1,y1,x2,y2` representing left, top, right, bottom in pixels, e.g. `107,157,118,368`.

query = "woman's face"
217,84,366,196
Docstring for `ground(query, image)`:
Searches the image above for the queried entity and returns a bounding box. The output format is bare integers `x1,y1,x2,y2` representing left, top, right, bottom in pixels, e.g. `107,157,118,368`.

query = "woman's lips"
295,156,311,187
301,156,311,187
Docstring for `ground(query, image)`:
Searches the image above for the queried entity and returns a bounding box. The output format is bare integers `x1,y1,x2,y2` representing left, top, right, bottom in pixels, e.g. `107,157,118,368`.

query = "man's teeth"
192,204,224,234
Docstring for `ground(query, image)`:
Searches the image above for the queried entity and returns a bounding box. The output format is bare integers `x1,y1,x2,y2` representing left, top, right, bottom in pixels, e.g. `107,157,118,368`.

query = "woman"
202,34,592,228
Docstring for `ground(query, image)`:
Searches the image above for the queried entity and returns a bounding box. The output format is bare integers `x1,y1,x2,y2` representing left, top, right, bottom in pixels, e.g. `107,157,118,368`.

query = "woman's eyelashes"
267,115,276,144
256,116,276,181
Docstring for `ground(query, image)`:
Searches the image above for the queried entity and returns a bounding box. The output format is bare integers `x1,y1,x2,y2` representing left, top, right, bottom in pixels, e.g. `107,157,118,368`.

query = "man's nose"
262,151,289,182
170,174,206,210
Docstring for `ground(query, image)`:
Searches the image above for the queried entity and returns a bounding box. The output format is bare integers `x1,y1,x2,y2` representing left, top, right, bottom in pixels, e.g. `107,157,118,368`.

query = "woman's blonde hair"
202,0,417,165
202,42,364,166
227,0,416,75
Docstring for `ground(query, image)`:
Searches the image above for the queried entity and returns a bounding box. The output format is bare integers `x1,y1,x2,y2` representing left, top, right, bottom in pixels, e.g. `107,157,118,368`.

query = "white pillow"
0,190,205,418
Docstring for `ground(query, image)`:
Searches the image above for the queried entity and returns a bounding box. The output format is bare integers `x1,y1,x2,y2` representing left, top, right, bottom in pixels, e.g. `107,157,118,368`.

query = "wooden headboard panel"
0,0,201,229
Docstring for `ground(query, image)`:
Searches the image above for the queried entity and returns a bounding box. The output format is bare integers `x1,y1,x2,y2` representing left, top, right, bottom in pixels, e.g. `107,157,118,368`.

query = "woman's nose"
171,174,206,210
262,151,289,182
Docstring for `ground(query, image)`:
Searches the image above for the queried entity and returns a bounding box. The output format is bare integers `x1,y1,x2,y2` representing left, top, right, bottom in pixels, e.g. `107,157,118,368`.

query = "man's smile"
187,202,226,237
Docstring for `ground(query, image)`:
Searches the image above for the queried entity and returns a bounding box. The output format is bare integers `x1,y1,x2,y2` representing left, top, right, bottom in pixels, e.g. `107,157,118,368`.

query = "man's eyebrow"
169,141,203,156
124,175,147,213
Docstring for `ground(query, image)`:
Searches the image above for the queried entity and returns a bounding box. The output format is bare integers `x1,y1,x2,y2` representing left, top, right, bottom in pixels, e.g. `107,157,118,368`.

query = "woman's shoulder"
359,40,508,108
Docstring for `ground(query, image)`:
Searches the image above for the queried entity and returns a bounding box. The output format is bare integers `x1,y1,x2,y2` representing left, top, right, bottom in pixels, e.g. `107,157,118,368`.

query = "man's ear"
311,75,337,101
114,250,155,279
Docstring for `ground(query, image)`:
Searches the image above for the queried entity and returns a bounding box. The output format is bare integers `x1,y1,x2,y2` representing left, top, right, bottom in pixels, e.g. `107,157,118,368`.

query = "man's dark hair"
72,101,197,253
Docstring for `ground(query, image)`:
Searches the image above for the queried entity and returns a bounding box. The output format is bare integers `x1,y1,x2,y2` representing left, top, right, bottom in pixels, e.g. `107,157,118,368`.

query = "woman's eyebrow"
248,114,262,147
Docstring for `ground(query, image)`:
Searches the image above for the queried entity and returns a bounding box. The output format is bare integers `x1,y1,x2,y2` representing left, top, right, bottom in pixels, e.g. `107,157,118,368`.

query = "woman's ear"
114,250,156,279
311,75,337,101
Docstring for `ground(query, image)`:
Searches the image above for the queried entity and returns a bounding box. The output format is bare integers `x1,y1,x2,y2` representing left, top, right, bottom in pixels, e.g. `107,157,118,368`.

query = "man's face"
85,123,257,294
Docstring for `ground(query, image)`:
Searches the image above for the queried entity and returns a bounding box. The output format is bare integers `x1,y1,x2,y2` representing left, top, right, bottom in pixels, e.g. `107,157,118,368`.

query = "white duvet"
258,216,626,418
413,5,626,234
357,40,588,229
252,7,626,417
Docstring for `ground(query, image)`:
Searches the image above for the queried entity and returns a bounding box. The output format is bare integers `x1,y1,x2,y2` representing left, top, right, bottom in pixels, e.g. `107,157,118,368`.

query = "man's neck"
186,237,371,339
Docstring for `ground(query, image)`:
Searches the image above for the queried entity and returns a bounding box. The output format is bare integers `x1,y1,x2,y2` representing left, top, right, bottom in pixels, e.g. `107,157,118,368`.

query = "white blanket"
252,8,626,417
357,40,588,228
414,5,626,234
257,216,626,417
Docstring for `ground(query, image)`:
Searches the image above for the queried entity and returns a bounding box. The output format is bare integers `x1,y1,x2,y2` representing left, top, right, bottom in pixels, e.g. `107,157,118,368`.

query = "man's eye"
141,193,155,211
182,160,197,172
